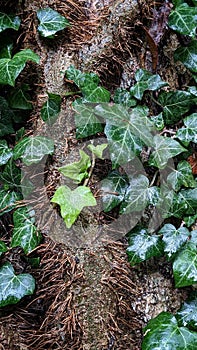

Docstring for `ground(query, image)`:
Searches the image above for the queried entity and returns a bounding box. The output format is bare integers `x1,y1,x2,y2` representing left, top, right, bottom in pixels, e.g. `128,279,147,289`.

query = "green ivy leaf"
142,312,197,350
51,185,96,228
0,241,7,256
0,140,13,166
82,83,110,103
0,190,20,216
0,96,15,136
150,113,164,131
159,224,190,258
0,159,21,190
87,143,108,159
184,213,197,227
8,84,33,110
149,135,186,169
0,262,35,307
101,171,128,212
158,90,195,124
126,228,164,265
59,150,91,183
95,104,153,167
74,103,103,139
176,293,197,330
11,207,42,254
176,113,197,146
174,40,197,73
41,93,61,125
120,175,149,214
173,241,197,287
168,3,197,37
113,88,137,107
37,7,70,38
167,160,196,191
173,188,197,218
0,13,21,33
0,49,40,86
66,65,100,89
130,69,168,100
13,136,54,166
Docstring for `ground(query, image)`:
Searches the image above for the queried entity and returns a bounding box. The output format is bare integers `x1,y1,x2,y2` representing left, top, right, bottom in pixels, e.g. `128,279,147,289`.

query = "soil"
0,0,194,349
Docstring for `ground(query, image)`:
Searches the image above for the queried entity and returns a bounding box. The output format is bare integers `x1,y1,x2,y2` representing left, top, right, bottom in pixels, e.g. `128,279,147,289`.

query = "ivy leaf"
59,150,91,183
104,122,143,167
184,213,197,227
147,186,160,205
37,7,70,38
113,88,137,107
173,188,197,218
8,84,33,110
167,160,196,191
120,175,149,214
0,13,21,32
176,113,197,146
11,207,42,254
159,224,190,258
0,159,21,190
0,241,7,256
176,293,197,330
0,190,20,216
100,171,128,212
87,143,108,159
168,3,197,37
51,185,96,228
74,103,103,139
158,90,195,124
13,136,54,166
149,135,186,169
66,65,100,89
0,96,15,136
130,69,168,100
0,262,35,307
126,228,164,265
41,93,61,125
0,49,40,86
142,312,197,350
173,241,197,287
81,83,110,103
150,113,164,131
0,140,13,166
174,40,197,73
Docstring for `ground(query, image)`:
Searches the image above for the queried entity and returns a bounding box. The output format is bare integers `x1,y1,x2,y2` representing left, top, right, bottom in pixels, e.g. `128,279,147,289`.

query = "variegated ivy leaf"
0,140,13,166
167,160,196,191
0,262,35,307
74,102,103,139
174,40,197,73
0,49,40,86
168,3,197,37
0,159,21,190
13,136,54,165
37,7,70,38
173,241,197,287
0,12,21,33
126,227,164,265
176,113,197,146
101,170,128,212
0,189,21,216
142,312,197,350
11,206,42,254
41,93,61,125
176,293,197,329
159,224,190,258
130,69,168,100
149,135,186,169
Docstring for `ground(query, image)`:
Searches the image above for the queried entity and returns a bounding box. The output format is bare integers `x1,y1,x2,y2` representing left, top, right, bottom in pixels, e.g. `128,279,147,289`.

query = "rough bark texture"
0,1,193,349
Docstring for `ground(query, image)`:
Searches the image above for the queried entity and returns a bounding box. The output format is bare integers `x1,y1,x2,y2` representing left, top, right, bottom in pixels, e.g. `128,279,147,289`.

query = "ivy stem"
149,170,159,187
83,153,96,187
62,90,81,97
